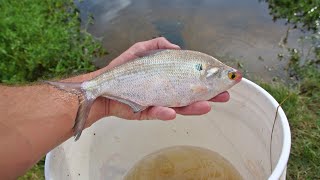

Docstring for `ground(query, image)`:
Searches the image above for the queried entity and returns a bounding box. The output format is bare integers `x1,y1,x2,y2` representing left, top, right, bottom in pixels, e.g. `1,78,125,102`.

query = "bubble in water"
124,145,243,180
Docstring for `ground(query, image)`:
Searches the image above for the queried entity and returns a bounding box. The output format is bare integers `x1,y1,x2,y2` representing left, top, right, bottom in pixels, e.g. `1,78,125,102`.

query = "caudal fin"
43,81,95,141
73,95,94,141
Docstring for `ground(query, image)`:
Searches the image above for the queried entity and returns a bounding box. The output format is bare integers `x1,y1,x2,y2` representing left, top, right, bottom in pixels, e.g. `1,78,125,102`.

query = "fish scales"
101,64,202,106
88,60,204,106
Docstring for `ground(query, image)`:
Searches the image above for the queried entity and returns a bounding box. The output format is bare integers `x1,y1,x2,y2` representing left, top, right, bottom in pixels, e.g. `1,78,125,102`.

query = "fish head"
203,63,242,90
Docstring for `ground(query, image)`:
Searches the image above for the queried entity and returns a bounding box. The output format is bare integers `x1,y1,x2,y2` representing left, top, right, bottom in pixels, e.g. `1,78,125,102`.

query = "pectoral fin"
103,95,146,113
191,84,208,93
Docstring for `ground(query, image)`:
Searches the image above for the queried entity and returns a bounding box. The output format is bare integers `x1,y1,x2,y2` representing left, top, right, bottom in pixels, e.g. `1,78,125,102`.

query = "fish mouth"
234,70,242,83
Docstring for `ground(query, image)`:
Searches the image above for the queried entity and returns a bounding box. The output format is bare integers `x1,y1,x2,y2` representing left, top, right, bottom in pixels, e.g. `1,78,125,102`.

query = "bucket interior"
45,79,290,180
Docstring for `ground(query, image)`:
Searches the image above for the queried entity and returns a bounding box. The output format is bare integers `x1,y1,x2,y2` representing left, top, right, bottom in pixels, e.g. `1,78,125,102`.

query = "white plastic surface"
45,78,291,180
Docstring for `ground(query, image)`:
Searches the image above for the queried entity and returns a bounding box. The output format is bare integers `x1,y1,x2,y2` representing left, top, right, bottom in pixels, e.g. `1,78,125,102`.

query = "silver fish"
46,49,242,141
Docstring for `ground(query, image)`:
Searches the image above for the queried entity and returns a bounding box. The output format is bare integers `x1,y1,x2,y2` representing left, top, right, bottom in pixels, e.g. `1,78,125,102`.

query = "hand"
79,37,230,126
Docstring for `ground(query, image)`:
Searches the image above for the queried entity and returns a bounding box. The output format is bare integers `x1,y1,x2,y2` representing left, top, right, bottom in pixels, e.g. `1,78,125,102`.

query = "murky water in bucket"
124,145,243,180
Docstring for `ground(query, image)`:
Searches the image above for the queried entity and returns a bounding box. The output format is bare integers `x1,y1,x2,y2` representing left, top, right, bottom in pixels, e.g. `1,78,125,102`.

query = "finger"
173,101,211,115
209,91,230,102
155,37,181,49
108,100,142,120
107,47,142,69
143,106,176,120
137,37,181,51
108,37,180,69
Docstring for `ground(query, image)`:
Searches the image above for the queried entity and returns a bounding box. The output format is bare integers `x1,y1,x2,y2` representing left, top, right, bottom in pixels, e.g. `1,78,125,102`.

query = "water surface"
77,0,308,81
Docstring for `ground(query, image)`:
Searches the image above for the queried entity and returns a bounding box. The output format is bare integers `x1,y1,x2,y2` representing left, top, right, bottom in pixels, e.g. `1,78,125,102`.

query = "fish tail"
43,80,95,141
73,95,94,141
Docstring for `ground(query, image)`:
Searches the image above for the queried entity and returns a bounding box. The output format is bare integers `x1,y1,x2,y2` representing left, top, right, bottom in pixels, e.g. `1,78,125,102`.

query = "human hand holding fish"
69,37,230,124
46,37,242,141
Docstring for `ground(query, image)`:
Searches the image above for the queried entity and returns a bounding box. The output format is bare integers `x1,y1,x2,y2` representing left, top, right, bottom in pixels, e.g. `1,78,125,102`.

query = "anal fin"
103,95,146,113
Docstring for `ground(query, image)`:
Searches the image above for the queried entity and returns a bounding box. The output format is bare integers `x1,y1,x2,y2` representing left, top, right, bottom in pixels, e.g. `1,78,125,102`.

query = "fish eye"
195,64,203,71
228,71,236,80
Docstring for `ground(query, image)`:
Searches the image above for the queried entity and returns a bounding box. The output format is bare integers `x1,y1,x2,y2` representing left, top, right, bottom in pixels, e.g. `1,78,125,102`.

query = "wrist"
55,65,112,129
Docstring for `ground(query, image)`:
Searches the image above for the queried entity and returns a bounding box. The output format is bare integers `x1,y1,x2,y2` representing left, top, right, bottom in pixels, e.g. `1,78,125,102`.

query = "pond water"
76,0,309,81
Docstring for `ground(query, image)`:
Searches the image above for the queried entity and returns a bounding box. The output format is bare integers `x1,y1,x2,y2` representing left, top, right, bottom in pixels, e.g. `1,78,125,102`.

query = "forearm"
0,82,105,179
0,84,77,178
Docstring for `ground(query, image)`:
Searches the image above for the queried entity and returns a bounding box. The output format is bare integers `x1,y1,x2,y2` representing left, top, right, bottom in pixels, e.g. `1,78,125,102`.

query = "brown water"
124,145,243,180
76,0,309,81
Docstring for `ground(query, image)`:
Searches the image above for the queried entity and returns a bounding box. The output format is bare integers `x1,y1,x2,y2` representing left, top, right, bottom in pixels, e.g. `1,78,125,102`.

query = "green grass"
18,158,45,180
259,62,320,179
262,0,320,32
261,1,320,177
0,0,106,84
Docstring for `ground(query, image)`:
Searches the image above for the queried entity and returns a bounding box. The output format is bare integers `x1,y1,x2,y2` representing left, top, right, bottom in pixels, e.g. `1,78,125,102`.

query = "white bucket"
45,78,291,180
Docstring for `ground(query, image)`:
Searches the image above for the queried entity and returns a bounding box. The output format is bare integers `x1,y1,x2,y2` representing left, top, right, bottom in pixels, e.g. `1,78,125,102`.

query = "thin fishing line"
270,94,292,173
